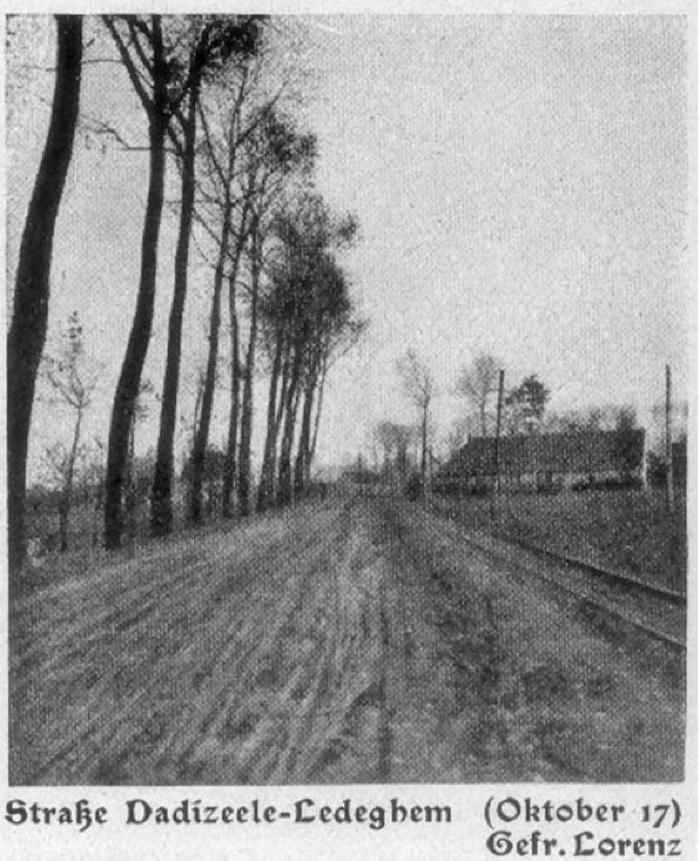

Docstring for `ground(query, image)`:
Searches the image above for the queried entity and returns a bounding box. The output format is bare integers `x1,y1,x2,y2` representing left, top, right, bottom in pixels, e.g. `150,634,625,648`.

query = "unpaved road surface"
10,493,685,784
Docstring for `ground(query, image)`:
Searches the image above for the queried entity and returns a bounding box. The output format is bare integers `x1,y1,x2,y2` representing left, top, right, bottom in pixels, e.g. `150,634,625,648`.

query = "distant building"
436,429,647,493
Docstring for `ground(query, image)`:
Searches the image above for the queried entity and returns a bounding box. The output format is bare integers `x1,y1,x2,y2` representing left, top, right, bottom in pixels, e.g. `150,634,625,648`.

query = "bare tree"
396,349,434,488
455,353,501,437
41,312,96,551
8,15,83,577
126,379,155,546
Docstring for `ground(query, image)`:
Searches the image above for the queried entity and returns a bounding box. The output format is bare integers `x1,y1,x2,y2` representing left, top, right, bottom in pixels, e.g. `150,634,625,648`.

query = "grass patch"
435,487,686,592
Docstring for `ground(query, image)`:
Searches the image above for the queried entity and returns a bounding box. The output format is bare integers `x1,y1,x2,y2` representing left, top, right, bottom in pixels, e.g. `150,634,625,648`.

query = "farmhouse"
437,429,646,492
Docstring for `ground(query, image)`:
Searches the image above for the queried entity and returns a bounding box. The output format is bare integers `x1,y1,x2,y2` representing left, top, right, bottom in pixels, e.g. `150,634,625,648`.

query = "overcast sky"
6,13,690,479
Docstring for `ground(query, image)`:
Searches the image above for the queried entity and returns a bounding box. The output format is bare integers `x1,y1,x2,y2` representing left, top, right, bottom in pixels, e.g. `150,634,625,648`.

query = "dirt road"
10,493,685,785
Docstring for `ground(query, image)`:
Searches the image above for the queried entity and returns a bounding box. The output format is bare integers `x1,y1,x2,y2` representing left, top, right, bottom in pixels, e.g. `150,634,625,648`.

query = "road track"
10,493,686,784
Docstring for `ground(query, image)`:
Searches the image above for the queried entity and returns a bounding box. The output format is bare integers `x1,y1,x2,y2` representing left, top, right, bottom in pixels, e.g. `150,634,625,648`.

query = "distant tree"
374,422,402,482
255,192,358,511
396,349,434,489
374,421,418,486
455,353,501,437
78,437,106,547
614,405,640,478
40,312,96,551
8,15,83,576
505,374,550,434
126,379,156,545
40,441,88,547
374,421,398,472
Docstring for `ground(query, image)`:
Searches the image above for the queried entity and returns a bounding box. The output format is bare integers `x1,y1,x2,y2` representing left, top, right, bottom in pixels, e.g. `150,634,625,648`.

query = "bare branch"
102,16,153,115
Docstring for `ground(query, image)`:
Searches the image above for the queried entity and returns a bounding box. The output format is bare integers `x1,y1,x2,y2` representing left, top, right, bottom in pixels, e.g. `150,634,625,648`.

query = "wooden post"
666,364,674,512
491,369,505,521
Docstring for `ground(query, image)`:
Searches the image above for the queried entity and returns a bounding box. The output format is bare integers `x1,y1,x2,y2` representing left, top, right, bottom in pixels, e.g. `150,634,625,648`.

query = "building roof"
441,429,646,478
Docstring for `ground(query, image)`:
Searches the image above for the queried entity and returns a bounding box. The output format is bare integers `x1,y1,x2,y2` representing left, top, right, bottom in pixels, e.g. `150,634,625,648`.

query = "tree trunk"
237,223,261,517
150,84,198,536
256,328,284,512
221,222,249,518
420,402,428,486
58,404,84,552
125,414,137,551
309,354,328,469
274,348,291,438
104,21,167,550
188,208,230,523
293,373,316,496
277,346,304,507
8,15,82,577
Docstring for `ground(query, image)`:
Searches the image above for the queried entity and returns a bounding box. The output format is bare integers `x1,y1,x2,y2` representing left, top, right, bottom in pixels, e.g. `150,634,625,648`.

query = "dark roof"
441,429,646,477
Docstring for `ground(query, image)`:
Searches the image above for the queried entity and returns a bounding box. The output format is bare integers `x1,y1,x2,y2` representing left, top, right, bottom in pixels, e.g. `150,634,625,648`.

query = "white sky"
6,13,691,481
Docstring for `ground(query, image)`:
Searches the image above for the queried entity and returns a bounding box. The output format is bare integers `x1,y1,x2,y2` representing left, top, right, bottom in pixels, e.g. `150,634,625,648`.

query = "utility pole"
491,369,505,521
665,364,674,512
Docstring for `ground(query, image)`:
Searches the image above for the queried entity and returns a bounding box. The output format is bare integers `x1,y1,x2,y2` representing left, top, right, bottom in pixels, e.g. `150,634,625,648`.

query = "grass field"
433,487,687,593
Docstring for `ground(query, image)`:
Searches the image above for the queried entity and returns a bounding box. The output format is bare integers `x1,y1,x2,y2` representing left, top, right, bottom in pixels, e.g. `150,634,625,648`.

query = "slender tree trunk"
309,355,328,468
259,337,292,511
420,402,428,486
256,328,284,512
277,346,304,507
58,404,84,552
274,349,291,438
125,414,137,551
189,210,231,523
221,224,249,518
293,373,316,496
150,85,198,536
237,223,261,517
104,24,167,550
8,15,82,577
222,286,240,517
191,373,206,443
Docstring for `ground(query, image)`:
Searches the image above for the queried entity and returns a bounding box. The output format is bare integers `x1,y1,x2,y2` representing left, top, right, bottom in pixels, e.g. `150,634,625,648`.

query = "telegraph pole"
491,369,505,521
665,364,674,512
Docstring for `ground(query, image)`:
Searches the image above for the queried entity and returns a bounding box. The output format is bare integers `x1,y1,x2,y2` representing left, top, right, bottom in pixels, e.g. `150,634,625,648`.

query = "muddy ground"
9,492,685,785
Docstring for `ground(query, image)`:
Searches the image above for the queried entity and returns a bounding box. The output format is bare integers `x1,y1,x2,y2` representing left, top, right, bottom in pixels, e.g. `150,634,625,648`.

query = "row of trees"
9,14,364,577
